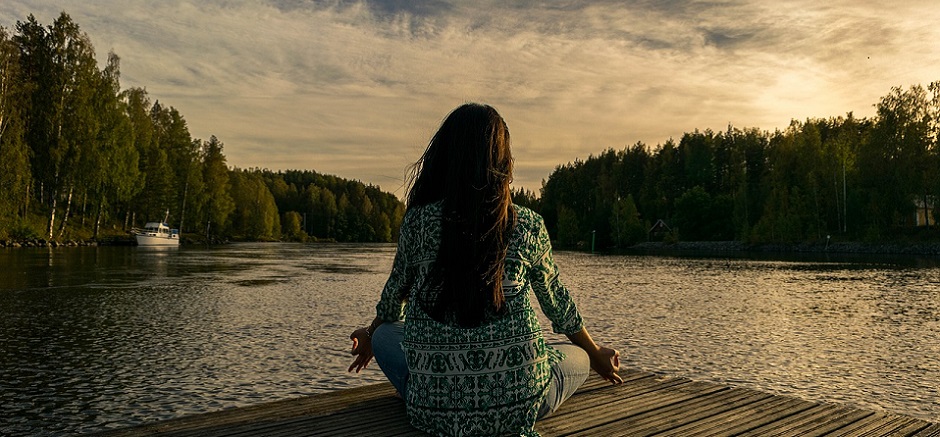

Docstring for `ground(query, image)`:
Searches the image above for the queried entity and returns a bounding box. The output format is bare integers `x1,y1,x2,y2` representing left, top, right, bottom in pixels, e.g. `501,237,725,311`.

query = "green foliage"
0,26,30,221
541,82,940,247
0,219,39,240
0,13,404,244
673,186,711,241
556,205,581,248
282,211,307,242
14,13,101,239
511,187,540,213
4,12,939,247
201,136,235,238
609,194,645,246
264,169,404,242
230,169,280,240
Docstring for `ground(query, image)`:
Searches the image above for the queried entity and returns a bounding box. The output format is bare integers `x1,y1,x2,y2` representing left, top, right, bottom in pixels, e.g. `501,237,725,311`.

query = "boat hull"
135,234,179,247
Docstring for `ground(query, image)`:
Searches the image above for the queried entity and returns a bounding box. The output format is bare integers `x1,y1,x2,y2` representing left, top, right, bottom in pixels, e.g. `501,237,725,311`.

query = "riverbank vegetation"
3,13,939,249
529,83,940,249
0,13,404,244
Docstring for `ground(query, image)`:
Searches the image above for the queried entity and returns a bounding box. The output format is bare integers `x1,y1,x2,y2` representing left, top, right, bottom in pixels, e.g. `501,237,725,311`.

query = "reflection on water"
549,253,940,423
0,244,938,435
0,244,395,436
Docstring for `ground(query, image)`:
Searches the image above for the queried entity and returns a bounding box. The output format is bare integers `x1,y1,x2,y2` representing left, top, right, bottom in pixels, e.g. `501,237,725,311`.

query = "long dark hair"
407,103,516,327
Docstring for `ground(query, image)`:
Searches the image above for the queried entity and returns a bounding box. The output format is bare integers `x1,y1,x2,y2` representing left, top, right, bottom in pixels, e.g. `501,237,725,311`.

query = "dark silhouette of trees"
4,13,938,248
539,85,940,248
0,13,405,244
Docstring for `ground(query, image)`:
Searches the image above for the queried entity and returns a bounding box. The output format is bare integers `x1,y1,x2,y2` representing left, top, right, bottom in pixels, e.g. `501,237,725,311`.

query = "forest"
0,13,404,244
524,81,940,249
3,13,939,249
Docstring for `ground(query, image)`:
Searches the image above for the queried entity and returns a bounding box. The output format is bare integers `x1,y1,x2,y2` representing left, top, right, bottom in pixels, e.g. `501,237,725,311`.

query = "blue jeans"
371,321,590,419
371,322,410,396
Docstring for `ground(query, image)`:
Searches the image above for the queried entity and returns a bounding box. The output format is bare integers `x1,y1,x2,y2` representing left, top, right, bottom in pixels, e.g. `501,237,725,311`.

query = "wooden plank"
823,412,930,437
544,375,693,419
308,405,409,435
659,394,814,436
540,381,736,435
735,404,876,437
566,387,772,436
90,370,939,437
911,423,940,437
551,379,699,427
893,421,938,437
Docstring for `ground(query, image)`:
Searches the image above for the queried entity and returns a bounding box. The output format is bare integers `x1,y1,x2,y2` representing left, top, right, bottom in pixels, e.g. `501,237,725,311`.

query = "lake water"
0,243,938,435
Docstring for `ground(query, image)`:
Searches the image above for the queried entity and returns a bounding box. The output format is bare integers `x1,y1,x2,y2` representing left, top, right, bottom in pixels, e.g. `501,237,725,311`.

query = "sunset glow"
3,0,938,194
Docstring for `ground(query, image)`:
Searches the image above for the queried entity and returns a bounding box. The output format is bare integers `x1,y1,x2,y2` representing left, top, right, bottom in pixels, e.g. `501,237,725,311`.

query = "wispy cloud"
2,0,938,193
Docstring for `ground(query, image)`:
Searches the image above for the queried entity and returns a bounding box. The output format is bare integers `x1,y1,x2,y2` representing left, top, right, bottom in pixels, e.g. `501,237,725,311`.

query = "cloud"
2,0,939,194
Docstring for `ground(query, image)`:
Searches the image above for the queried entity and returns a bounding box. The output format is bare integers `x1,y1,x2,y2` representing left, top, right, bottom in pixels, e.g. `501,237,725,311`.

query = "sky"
2,1,939,196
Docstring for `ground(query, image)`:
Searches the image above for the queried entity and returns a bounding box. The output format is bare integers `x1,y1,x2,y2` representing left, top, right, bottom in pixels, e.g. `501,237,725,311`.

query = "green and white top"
376,202,584,436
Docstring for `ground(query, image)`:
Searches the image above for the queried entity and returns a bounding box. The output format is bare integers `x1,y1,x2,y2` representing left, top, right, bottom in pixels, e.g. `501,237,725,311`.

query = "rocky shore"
4,237,939,255
0,234,229,248
1,237,128,248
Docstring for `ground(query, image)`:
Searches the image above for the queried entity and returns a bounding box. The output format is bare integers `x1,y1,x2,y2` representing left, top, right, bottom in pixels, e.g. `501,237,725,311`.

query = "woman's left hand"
347,327,374,373
588,346,623,384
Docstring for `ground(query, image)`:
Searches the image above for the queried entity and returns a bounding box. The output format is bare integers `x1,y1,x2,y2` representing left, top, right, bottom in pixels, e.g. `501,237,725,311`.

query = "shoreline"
627,240,940,256
0,238,110,248
5,237,940,256
0,235,226,248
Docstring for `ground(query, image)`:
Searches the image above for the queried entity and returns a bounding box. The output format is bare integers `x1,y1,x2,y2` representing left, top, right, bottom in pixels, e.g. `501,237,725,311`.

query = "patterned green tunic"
375,202,584,436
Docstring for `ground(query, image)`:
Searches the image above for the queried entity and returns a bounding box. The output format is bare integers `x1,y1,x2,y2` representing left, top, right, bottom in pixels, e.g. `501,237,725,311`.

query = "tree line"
0,13,404,243
6,13,938,248
529,82,940,248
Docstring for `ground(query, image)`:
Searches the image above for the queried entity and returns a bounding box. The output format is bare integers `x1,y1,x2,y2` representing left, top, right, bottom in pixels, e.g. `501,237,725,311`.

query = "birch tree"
0,26,30,222
87,52,137,238
152,104,200,232
16,13,99,239
123,87,152,228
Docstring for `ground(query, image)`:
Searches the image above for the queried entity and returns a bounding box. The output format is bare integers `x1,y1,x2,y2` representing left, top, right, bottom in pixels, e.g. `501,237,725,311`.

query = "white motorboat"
134,222,180,247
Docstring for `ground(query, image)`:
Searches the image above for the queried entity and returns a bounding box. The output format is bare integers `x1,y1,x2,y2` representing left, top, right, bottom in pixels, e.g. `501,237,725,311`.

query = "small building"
913,196,936,227
648,219,671,241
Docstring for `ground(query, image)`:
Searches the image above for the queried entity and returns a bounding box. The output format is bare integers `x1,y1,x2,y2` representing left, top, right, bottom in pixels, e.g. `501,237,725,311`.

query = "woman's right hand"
588,346,622,384
348,327,374,373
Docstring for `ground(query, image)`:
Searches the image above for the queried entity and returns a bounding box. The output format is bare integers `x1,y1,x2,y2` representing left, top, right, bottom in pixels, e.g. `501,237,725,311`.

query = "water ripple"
0,245,937,435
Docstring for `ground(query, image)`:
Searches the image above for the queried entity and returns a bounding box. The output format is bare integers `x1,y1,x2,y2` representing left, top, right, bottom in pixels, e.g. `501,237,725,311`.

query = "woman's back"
352,103,620,437
377,202,584,436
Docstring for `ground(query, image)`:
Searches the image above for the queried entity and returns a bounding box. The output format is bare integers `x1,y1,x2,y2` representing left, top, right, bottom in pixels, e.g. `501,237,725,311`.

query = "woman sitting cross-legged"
348,103,621,437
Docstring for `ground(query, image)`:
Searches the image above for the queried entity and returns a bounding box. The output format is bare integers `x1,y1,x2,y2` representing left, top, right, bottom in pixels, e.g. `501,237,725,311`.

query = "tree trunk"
94,195,104,239
205,198,213,240
124,208,130,231
80,191,88,226
23,183,29,219
833,171,842,234
179,181,189,234
56,185,74,240
924,191,931,228
813,187,821,240
843,161,847,233
47,189,58,240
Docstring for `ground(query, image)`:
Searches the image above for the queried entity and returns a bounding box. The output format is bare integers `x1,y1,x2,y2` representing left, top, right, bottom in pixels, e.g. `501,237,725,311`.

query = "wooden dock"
96,368,939,436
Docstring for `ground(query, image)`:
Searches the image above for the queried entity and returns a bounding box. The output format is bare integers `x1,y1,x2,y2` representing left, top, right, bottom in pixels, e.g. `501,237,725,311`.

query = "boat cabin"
142,222,179,237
